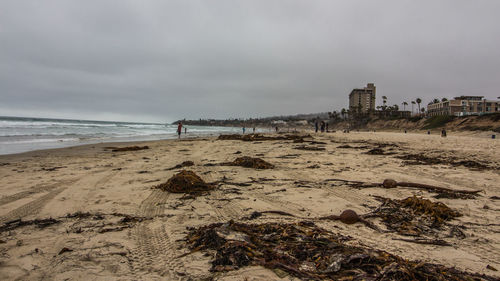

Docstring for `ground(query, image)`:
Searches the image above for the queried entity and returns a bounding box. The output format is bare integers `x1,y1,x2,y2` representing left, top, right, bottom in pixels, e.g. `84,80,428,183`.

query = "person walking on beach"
184,127,187,134
320,121,325,133
253,127,255,134
314,120,319,133
242,127,246,134
177,122,182,139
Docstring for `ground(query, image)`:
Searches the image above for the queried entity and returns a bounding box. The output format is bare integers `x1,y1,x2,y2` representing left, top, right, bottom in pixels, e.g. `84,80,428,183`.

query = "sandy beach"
0,131,499,280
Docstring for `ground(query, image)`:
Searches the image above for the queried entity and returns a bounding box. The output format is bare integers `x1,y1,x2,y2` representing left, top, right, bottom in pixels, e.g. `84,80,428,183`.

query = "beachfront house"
427,96,500,117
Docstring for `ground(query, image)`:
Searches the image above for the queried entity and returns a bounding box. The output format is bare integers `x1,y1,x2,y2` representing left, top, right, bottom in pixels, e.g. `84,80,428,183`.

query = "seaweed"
166,161,195,170
218,134,311,142
368,196,461,236
294,145,326,151
221,157,274,169
156,170,215,194
396,154,494,171
185,221,497,280
110,145,149,152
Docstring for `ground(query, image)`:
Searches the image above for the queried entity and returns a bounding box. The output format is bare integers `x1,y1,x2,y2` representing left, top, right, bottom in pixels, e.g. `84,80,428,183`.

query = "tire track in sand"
130,188,194,280
0,186,67,223
209,189,247,222
195,164,248,222
138,189,171,218
0,179,77,207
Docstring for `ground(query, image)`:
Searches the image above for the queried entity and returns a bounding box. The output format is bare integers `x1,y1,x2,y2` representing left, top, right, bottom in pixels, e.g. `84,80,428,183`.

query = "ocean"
0,116,242,155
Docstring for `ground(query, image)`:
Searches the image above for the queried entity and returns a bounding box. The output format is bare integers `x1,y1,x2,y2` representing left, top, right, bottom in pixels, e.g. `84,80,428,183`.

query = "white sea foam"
0,116,241,155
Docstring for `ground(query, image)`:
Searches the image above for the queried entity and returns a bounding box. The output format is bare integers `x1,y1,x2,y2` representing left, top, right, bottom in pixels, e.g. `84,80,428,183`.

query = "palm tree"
411,101,416,115
330,110,339,120
341,108,346,120
402,101,408,111
416,98,422,115
382,96,388,110
441,98,448,102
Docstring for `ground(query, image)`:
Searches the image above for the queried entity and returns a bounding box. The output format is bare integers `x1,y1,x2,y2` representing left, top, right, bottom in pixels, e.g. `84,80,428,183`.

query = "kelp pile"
185,221,496,280
218,134,309,142
221,157,274,169
110,145,149,152
294,145,326,151
156,170,214,194
217,134,244,140
369,196,461,236
396,154,493,171
365,147,397,155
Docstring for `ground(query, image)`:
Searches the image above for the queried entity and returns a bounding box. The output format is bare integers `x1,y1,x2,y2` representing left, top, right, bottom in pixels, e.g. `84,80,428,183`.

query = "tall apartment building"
427,96,500,117
349,83,376,114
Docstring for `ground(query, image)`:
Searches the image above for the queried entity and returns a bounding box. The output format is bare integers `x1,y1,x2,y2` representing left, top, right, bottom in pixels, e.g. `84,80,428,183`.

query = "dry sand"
0,131,499,280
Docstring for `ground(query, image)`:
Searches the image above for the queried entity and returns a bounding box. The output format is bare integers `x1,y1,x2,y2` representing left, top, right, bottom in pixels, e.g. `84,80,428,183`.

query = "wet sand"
0,132,499,280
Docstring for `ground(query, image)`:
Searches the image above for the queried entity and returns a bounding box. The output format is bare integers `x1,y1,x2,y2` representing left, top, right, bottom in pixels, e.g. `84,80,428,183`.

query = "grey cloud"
1,0,499,122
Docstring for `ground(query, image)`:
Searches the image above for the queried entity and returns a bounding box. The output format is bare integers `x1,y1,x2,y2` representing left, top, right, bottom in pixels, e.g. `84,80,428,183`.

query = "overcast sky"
1,1,499,123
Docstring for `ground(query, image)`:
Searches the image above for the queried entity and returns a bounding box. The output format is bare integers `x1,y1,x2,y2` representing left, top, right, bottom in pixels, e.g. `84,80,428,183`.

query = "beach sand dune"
0,132,498,280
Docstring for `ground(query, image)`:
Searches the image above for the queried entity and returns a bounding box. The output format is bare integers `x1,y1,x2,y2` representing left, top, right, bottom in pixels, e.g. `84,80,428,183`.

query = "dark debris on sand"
294,145,326,151
221,156,274,169
110,145,149,152
166,161,195,170
396,154,494,171
185,220,497,281
365,148,386,155
368,196,461,236
218,134,310,142
0,218,60,233
156,170,215,194
348,178,481,199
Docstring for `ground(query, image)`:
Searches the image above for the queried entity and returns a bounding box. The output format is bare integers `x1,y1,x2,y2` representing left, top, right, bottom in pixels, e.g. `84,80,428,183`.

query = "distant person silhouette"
177,122,182,139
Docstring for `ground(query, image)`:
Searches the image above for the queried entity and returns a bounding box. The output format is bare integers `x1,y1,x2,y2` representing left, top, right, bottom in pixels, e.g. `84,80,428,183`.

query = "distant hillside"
175,113,500,133
173,112,330,127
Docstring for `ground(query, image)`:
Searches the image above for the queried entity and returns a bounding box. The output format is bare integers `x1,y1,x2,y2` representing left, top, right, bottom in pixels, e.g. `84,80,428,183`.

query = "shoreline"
0,131,498,280
1,128,496,158
0,136,204,159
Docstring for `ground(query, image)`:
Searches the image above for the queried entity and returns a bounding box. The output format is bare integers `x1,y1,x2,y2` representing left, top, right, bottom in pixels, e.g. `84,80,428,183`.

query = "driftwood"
348,179,482,198
394,181,481,195
245,210,297,220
